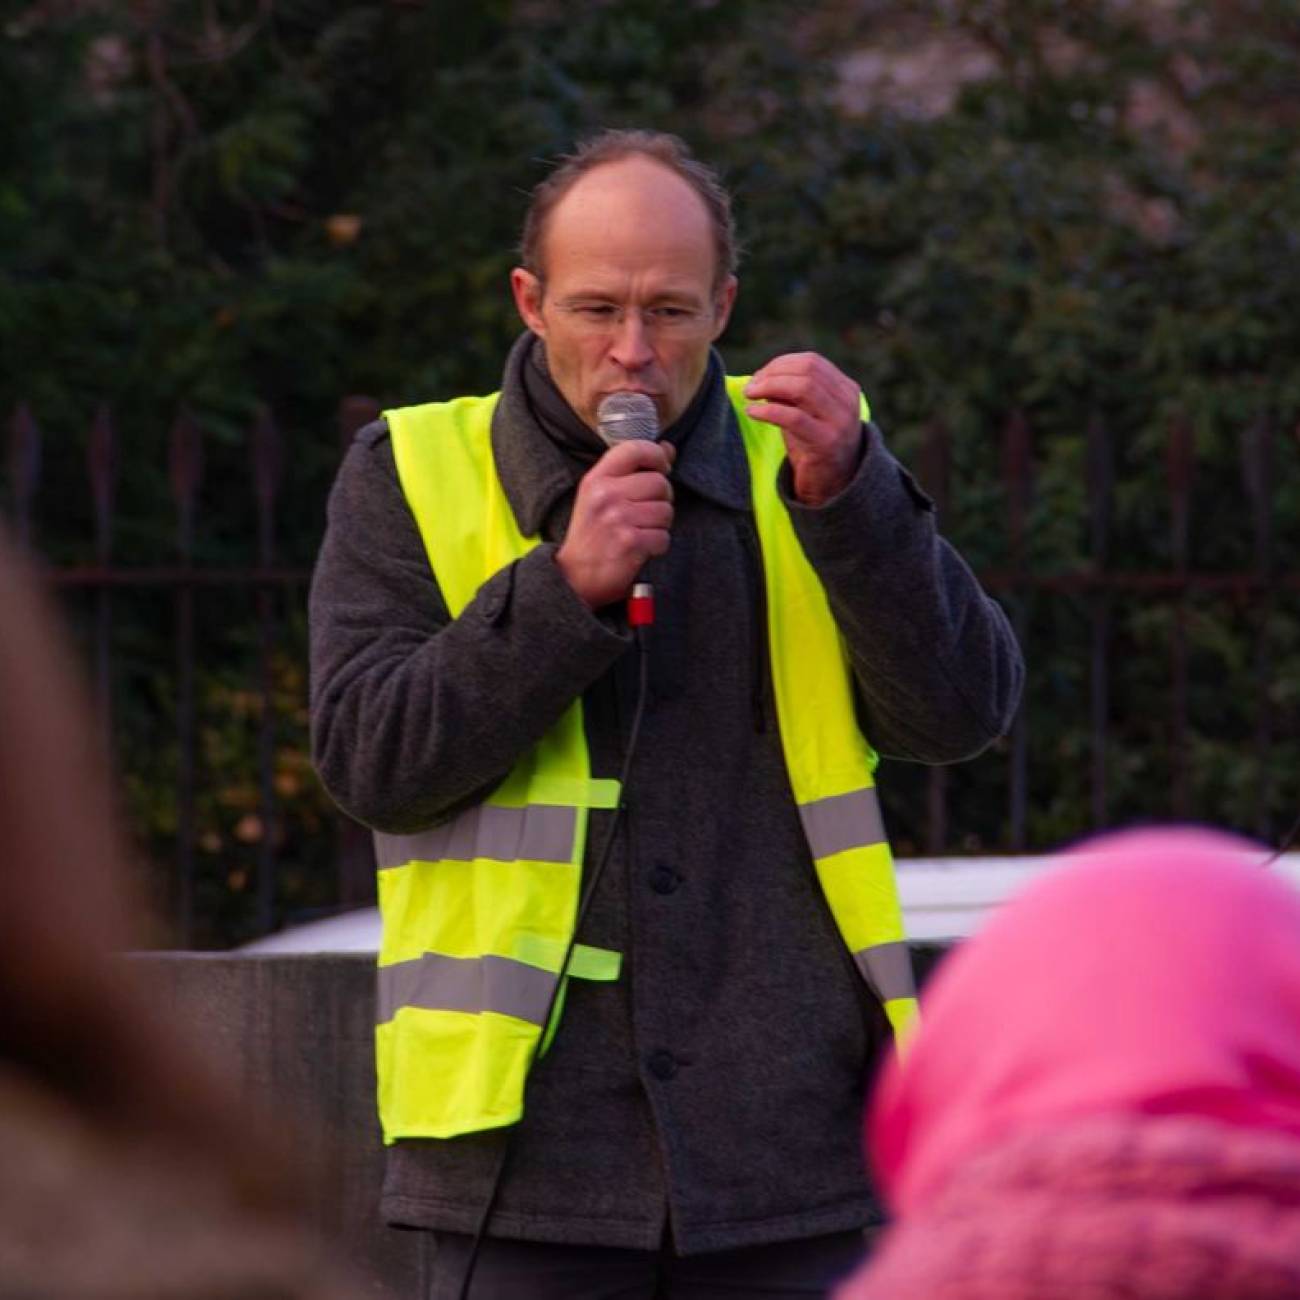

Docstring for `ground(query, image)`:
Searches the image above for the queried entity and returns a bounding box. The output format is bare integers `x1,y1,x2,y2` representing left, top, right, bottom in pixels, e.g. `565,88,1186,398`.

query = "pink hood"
869,827,1300,1217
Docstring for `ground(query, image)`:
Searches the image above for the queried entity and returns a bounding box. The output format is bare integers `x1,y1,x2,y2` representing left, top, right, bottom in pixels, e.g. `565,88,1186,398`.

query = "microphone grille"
596,392,660,446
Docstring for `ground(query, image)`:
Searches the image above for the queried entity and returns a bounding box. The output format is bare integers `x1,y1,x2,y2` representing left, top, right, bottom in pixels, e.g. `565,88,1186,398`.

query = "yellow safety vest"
375,378,917,1143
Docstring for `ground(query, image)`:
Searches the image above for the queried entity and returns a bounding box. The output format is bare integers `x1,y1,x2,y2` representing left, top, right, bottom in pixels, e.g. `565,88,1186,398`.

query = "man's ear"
511,267,546,336
711,275,738,340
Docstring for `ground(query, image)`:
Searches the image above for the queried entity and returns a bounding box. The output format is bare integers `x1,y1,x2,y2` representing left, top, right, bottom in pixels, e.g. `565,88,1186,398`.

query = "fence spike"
1166,414,1194,570
1086,410,1111,566
997,411,1032,850
1240,418,1273,574
338,395,383,457
87,403,116,564
168,409,203,558
250,404,281,566
920,416,951,517
7,403,42,545
1001,410,1032,569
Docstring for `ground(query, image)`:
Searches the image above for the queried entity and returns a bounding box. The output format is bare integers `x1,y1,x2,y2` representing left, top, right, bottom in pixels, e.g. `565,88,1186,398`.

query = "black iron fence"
915,410,1298,855
7,396,380,945
5,399,1298,946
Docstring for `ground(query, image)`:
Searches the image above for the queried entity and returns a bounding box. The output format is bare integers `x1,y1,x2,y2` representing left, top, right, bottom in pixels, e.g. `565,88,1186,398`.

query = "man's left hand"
743,353,864,506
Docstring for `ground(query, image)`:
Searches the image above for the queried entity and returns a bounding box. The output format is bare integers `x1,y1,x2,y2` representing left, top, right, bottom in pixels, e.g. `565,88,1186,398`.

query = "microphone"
595,392,661,630
596,391,659,446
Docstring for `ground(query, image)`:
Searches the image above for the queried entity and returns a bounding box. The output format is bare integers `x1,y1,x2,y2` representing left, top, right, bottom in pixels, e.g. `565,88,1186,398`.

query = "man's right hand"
556,440,676,609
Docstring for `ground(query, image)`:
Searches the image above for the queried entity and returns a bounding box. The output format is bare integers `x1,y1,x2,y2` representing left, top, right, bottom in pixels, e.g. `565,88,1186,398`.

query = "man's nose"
608,310,655,370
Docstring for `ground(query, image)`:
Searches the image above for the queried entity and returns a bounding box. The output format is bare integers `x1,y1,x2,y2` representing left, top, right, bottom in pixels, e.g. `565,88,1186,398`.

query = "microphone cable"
454,623,653,1299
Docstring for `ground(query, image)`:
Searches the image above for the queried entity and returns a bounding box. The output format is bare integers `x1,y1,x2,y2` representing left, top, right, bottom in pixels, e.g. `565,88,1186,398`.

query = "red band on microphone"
628,582,655,628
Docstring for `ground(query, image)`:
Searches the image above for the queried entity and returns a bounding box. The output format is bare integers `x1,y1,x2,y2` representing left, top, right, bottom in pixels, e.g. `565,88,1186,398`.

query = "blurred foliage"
2,0,1298,942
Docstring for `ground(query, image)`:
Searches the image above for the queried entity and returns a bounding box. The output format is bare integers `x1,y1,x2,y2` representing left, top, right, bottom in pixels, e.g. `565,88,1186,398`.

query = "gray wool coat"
308,335,1023,1255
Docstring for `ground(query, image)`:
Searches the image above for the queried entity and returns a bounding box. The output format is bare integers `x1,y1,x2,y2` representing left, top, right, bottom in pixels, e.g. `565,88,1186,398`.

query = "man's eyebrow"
558,287,707,306
647,289,707,306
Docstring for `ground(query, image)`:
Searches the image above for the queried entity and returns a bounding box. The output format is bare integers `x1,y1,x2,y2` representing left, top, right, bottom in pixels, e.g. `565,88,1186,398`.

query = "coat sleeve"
779,421,1024,764
308,424,629,833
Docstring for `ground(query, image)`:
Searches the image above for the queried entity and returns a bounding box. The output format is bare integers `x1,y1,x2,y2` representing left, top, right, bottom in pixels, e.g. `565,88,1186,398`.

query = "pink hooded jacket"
839,827,1300,1299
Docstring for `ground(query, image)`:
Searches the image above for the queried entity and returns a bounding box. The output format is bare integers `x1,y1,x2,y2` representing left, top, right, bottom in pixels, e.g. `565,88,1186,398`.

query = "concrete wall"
137,953,427,1296
136,945,952,1293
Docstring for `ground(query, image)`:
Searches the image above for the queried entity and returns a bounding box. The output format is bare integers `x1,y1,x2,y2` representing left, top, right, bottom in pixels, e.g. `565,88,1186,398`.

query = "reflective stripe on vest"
377,380,917,1142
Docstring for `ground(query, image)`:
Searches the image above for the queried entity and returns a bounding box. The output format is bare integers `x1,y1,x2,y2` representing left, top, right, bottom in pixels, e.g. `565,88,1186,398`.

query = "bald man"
310,130,1023,1298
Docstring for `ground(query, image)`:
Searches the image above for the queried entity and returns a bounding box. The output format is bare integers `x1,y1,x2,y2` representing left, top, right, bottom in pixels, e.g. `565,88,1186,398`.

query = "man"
310,130,1023,1298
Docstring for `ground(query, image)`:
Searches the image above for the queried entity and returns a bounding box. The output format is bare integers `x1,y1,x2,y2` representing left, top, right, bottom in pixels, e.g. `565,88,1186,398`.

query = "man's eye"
651,307,690,319
575,304,617,318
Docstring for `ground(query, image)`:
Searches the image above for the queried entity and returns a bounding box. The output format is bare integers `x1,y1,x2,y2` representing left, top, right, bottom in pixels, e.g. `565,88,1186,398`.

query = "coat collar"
491,332,752,538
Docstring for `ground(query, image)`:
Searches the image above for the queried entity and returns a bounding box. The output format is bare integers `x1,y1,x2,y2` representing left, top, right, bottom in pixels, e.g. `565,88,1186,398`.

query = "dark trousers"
425,1228,870,1299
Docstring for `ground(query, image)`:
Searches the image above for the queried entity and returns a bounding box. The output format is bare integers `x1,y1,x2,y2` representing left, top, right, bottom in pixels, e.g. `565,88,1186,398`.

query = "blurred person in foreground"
310,127,1022,1296
838,826,1300,1300
0,526,357,1300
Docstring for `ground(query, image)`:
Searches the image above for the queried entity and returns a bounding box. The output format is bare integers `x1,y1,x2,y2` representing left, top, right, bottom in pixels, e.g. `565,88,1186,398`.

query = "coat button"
649,864,680,895
648,1050,678,1081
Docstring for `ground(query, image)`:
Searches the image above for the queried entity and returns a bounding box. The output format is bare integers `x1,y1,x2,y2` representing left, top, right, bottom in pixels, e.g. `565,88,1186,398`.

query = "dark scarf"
490,332,752,541
520,333,719,465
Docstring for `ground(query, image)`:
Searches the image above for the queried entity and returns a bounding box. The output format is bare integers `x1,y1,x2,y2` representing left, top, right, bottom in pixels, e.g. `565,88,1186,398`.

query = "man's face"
511,157,737,432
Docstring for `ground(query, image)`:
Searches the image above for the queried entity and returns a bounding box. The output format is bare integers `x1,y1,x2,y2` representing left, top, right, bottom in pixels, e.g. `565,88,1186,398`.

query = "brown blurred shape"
0,523,360,1298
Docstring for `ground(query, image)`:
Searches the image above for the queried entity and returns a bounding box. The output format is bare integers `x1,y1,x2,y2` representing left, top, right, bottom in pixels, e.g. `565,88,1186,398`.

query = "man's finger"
622,472,674,503
747,351,822,382
747,352,856,400
742,372,841,418
627,500,674,531
641,528,672,558
597,439,674,477
744,401,821,441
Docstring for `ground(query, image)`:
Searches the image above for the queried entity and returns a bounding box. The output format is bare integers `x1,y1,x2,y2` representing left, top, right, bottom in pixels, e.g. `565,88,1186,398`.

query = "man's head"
511,130,739,431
